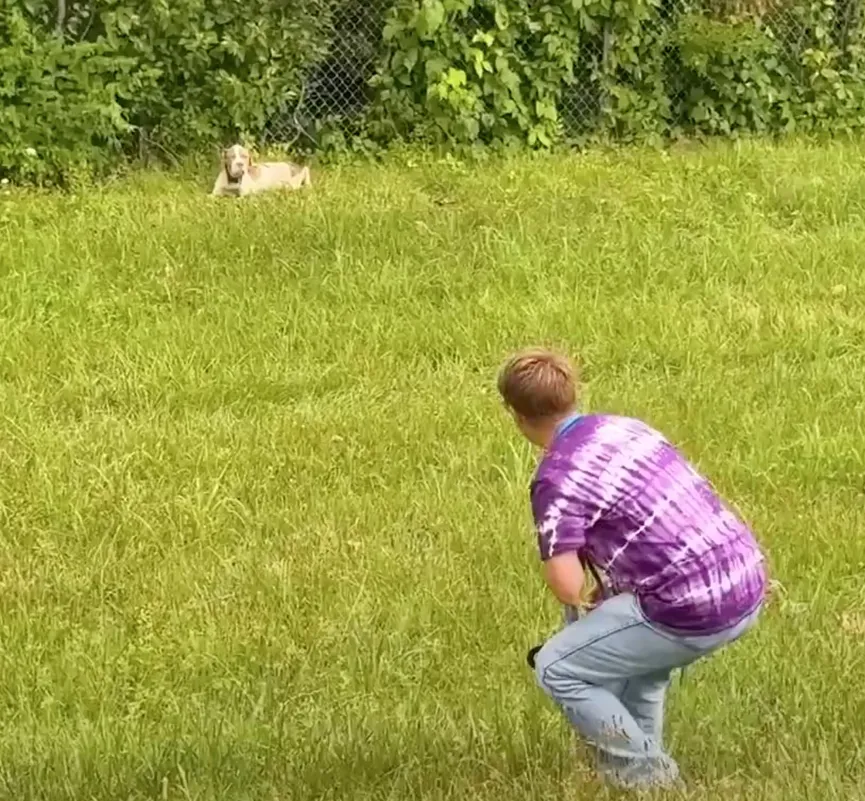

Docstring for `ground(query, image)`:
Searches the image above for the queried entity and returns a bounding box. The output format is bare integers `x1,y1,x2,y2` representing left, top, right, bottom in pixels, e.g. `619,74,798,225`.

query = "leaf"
403,47,419,73
445,67,467,89
499,67,520,93
426,55,449,78
535,98,558,121
417,0,445,39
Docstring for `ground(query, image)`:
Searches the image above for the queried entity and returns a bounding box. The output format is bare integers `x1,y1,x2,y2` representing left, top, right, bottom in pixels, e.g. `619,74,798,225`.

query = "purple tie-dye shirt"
531,413,767,635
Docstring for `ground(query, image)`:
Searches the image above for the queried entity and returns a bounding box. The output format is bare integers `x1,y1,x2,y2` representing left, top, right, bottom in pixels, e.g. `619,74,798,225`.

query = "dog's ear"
246,148,261,177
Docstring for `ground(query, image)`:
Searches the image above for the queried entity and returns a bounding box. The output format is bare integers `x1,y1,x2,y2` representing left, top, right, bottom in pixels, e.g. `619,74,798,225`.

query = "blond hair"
497,347,578,419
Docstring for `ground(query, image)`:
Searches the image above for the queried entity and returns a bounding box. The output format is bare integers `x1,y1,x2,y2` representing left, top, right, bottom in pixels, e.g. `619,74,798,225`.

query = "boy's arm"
544,552,585,608
530,476,590,608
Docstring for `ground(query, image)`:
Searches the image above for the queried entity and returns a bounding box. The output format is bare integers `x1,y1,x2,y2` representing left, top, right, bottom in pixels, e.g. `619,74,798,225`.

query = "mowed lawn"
0,139,864,801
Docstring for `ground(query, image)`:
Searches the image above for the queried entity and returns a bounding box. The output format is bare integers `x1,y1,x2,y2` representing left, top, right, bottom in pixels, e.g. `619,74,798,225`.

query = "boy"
498,348,767,790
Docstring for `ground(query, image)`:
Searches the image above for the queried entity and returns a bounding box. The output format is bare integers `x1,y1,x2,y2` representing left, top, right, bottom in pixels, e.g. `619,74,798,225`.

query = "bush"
0,0,340,183
791,0,865,132
0,9,135,184
670,14,796,135
365,0,865,150
594,0,673,143
2,0,865,179
93,0,335,153
366,0,587,149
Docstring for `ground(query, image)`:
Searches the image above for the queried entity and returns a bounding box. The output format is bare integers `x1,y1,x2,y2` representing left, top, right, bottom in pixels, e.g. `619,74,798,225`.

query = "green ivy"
93,0,334,153
595,0,673,143
0,0,342,183
0,9,135,184
366,0,587,149
2,0,864,181
670,14,796,136
793,0,865,131
363,0,865,150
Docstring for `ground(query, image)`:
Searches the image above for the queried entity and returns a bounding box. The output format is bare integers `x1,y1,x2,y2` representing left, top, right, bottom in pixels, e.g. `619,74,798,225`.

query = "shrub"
0,9,134,184
670,14,796,135
367,0,587,149
0,0,340,182
2,0,865,180
790,0,865,132
594,0,674,143
92,0,335,153
365,0,865,149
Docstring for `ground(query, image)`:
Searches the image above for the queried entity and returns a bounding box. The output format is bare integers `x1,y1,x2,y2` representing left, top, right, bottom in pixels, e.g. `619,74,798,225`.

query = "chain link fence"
263,0,863,147
263,0,393,147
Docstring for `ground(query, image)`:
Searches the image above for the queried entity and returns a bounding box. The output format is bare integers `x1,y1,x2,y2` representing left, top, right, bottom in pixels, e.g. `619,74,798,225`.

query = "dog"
211,144,311,197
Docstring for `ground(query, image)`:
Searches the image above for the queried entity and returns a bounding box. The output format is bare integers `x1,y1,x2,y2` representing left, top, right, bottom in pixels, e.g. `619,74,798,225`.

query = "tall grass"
0,139,864,800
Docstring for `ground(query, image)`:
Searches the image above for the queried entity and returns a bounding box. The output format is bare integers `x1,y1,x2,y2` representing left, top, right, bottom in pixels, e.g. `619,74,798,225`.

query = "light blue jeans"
535,593,762,790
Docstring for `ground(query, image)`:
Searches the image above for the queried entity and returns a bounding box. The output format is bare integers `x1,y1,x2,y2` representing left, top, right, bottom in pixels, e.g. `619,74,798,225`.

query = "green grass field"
1,139,864,801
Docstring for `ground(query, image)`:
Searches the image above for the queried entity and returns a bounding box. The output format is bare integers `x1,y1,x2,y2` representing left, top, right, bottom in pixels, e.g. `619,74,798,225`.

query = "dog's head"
222,144,252,181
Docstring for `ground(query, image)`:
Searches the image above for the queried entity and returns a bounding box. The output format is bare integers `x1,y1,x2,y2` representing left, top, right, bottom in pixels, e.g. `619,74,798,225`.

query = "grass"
1,138,864,801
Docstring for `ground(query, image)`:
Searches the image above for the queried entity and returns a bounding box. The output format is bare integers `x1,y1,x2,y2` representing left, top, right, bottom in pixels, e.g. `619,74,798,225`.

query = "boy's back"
531,413,767,635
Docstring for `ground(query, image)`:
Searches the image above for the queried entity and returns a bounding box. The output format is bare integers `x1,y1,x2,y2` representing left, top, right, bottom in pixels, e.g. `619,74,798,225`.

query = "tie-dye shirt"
531,413,767,634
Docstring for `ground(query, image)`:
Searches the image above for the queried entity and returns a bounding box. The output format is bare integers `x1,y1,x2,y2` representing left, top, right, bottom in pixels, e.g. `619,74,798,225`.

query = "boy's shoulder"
555,413,665,451
535,413,671,480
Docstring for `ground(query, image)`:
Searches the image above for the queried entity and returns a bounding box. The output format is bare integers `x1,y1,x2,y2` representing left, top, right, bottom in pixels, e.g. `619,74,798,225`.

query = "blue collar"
553,411,583,442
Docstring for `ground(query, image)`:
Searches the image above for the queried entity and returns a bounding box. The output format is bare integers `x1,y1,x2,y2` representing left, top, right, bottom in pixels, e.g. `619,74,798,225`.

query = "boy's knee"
533,642,553,691
534,643,584,697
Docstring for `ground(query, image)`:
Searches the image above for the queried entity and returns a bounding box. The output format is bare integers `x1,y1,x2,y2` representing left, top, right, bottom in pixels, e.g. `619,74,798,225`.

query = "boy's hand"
584,583,604,611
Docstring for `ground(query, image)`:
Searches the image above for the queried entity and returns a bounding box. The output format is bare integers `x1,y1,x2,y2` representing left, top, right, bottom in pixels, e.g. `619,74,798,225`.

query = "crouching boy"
498,348,767,790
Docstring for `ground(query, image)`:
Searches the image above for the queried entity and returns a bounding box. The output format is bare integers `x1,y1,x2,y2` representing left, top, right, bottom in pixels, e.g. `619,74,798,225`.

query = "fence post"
55,0,66,35
599,21,613,131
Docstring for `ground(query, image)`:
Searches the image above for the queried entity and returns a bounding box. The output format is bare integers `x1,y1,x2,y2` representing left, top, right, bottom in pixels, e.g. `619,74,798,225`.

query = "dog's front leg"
237,174,256,197
211,171,229,196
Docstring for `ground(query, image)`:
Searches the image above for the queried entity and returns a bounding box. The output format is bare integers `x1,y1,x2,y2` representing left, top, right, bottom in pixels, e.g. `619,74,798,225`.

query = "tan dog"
211,144,311,197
